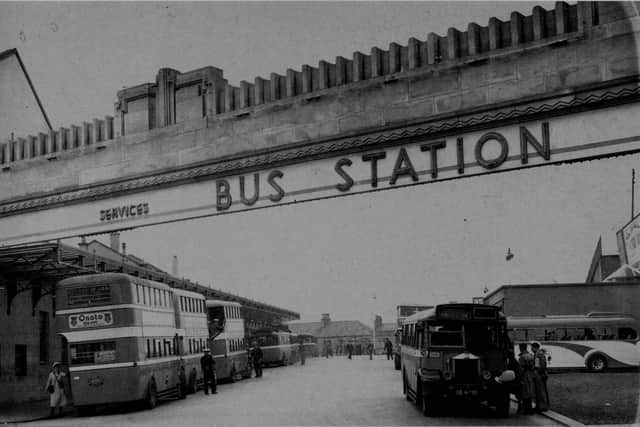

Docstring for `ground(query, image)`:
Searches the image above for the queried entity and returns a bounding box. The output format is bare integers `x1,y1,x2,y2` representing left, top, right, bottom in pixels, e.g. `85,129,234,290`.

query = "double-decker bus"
401,304,515,417
56,273,187,412
251,329,294,366
395,305,433,370
172,288,208,393
508,312,640,372
206,300,252,381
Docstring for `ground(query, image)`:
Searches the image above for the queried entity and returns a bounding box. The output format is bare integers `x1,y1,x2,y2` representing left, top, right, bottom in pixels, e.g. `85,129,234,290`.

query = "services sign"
2,103,640,246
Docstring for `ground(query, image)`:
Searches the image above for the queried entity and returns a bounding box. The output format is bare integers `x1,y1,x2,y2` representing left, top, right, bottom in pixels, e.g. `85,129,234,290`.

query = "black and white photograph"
0,1,639,425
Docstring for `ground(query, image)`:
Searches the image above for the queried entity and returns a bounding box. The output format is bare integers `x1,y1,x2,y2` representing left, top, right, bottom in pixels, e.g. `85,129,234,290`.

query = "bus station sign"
1,103,640,247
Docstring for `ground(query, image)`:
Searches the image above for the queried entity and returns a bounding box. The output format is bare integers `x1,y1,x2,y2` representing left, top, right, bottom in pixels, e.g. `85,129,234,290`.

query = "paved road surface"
33,356,558,426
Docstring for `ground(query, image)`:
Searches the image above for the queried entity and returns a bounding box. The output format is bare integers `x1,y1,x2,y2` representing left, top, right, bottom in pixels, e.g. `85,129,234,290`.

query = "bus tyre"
145,380,158,410
177,382,186,400
496,392,510,417
402,372,411,401
587,354,607,372
418,384,435,416
76,405,94,416
188,370,197,394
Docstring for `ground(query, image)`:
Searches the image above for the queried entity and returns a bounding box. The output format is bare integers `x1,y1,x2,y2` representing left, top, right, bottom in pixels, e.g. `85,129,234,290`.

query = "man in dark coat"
384,338,393,360
532,342,549,412
346,342,353,360
298,339,306,365
251,342,263,377
200,348,217,395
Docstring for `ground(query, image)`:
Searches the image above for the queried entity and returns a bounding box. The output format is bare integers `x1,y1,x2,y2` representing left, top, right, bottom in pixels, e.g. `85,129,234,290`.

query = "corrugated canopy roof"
0,241,299,320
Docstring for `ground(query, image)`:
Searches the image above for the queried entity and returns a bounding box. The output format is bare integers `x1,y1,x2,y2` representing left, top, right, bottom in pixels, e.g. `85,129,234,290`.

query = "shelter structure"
0,240,298,403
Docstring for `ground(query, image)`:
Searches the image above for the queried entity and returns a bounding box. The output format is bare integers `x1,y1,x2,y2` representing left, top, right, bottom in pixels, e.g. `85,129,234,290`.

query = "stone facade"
0,283,62,403
0,2,638,214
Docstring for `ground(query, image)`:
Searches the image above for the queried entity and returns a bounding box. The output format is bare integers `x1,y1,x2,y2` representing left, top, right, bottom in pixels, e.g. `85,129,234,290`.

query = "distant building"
289,313,372,355
484,282,640,323
586,237,621,283
373,315,397,352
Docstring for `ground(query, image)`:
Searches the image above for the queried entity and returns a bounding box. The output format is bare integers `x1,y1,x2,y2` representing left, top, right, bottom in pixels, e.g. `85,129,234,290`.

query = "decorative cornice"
2,84,640,217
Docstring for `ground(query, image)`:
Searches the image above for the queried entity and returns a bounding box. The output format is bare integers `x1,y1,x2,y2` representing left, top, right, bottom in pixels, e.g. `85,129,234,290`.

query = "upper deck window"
67,285,111,306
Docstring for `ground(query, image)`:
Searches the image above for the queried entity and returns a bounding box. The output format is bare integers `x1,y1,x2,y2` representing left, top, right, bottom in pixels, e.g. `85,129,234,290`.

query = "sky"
2,1,636,326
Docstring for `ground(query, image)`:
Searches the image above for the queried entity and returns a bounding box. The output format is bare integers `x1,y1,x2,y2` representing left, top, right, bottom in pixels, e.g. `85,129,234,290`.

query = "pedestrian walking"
346,342,353,360
367,342,374,360
299,339,306,365
200,348,217,395
517,343,536,414
45,362,67,418
384,338,393,360
532,342,549,412
252,342,263,377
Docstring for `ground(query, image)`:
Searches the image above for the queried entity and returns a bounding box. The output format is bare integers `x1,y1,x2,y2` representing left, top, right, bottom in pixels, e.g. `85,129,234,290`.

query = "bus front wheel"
145,380,158,409
495,391,510,417
587,354,607,372
418,383,436,416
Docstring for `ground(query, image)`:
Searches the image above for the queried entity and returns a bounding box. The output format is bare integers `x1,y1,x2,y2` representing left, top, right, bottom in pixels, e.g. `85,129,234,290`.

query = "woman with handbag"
45,362,67,418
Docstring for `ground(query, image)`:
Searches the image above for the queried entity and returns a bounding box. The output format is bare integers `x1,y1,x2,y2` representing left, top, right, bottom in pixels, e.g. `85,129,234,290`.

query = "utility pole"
632,168,636,220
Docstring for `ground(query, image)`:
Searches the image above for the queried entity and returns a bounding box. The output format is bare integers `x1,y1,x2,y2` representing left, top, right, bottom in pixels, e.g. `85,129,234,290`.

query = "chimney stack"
172,255,178,276
321,313,331,328
110,232,120,252
79,236,88,251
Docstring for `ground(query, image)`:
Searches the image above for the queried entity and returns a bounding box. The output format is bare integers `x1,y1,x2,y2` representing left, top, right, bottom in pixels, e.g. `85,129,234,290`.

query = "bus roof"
172,287,206,300
57,272,171,290
206,299,242,308
508,313,638,328
402,303,505,324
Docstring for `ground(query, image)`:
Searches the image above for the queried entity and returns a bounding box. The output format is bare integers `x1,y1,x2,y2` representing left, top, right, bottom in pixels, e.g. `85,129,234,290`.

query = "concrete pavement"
24,356,561,426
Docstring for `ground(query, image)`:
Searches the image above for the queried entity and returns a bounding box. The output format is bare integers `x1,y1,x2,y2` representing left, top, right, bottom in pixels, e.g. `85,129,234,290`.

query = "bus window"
429,323,464,347
618,327,638,340
135,284,141,304
143,286,148,305
70,341,116,365
146,339,151,358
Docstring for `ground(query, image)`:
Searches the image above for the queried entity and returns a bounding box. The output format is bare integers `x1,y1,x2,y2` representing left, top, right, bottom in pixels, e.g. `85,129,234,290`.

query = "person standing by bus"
45,362,67,418
517,343,535,414
384,338,393,360
367,342,374,360
532,342,549,412
252,342,263,377
200,349,217,395
299,338,305,365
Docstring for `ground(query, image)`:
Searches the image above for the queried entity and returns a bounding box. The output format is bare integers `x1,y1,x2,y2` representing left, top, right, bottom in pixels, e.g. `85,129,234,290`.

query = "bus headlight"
442,370,453,381
494,370,515,383
482,370,492,380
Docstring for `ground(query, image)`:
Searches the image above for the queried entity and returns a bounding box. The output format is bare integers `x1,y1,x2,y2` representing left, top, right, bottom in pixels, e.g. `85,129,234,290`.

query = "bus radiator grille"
453,359,480,383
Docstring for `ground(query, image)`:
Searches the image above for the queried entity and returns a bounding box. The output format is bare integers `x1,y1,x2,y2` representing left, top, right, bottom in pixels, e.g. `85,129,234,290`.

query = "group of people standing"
513,342,549,414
